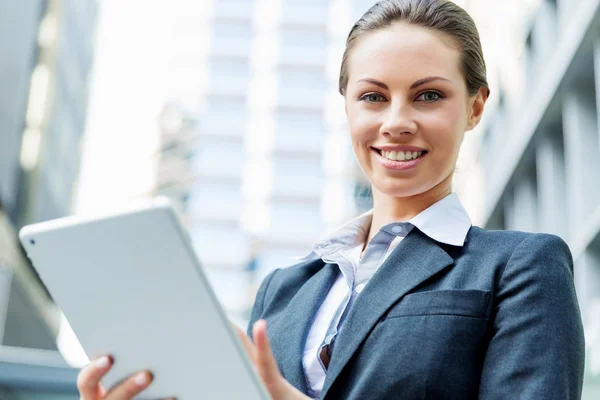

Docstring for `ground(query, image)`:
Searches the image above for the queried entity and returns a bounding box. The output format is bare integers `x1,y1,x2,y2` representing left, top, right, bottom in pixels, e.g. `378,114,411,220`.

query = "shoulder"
467,227,571,261
464,227,574,285
268,258,327,283
466,225,537,247
468,227,574,287
257,258,327,300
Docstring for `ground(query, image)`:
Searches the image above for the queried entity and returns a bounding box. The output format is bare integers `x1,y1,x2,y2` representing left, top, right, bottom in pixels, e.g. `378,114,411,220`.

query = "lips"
371,147,428,171
371,145,428,153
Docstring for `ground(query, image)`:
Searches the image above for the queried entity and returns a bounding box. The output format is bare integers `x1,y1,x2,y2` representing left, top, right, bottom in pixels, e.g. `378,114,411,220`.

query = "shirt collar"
301,193,471,260
408,193,472,246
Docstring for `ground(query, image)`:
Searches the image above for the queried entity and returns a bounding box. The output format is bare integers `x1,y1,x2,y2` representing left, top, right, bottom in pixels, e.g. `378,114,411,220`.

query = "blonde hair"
339,0,490,97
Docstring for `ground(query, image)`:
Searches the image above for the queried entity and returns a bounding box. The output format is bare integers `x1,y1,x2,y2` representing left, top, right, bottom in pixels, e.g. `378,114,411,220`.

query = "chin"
372,178,433,198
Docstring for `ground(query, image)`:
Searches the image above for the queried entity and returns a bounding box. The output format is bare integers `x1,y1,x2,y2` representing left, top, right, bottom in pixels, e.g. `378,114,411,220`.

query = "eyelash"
358,90,446,103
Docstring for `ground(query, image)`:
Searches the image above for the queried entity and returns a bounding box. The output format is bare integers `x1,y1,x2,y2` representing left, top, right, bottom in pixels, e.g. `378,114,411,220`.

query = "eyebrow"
357,76,452,90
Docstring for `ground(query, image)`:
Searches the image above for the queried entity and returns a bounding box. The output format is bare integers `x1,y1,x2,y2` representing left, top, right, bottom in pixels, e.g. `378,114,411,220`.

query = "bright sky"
75,0,177,215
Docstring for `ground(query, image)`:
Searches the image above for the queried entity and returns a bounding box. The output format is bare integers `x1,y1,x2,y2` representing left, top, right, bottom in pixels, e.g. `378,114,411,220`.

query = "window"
208,59,250,95
268,201,323,242
213,1,255,20
205,95,247,117
275,111,325,151
277,110,324,129
277,86,326,110
280,2,329,27
272,156,323,198
189,225,250,266
213,21,253,39
211,21,253,58
278,66,327,90
200,113,247,137
204,269,253,311
190,140,245,178
277,66,328,109
280,27,328,50
187,183,243,221
255,246,307,278
210,59,250,80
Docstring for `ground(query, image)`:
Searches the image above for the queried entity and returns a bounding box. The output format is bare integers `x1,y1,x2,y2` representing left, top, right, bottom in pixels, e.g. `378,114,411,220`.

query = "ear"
466,87,488,131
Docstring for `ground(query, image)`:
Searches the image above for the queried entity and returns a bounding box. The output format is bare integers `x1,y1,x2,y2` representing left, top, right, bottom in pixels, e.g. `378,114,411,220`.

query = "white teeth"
381,150,424,162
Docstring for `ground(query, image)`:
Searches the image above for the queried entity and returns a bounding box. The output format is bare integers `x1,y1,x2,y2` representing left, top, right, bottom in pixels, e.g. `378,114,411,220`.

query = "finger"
252,321,310,400
252,320,284,390
77,355,111,400
104,371,153,400
232,323,257,363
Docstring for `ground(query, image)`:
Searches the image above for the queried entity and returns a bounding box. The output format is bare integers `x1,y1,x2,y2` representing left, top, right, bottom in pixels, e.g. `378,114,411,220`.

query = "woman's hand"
234,320,311,400
77,320,308,400
76,356,173,400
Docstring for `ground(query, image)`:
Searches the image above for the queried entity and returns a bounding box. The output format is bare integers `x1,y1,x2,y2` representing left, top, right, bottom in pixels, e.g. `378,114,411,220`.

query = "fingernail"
134,372,149,386
95,356,110,369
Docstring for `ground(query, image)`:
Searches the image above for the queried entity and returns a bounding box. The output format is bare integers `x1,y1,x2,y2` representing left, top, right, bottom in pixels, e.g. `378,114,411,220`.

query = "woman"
77,0,585,399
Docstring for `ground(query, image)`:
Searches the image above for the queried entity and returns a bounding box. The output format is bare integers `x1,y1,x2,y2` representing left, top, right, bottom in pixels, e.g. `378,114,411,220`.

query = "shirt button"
391,225,404,234
355,283,365,293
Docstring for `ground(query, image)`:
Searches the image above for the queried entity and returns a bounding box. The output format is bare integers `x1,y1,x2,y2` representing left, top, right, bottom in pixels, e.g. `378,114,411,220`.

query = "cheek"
348,102,378,129
420,107,465,151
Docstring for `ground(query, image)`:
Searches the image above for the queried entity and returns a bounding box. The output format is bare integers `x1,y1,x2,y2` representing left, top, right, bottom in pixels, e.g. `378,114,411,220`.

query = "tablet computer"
18,198,270,400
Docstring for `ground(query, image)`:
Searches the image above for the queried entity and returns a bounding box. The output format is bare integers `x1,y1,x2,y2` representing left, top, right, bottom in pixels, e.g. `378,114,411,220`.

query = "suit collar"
320,228,455,399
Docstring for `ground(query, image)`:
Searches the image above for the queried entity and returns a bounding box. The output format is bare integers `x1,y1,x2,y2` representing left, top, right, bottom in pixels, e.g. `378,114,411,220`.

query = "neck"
364,175,453,248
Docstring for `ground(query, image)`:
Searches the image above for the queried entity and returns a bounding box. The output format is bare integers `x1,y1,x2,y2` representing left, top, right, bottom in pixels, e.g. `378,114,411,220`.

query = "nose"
379,104,418,136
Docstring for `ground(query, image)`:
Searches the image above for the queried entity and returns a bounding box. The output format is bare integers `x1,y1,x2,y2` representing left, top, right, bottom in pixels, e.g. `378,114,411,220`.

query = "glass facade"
0,0,98,397
477,0,600,396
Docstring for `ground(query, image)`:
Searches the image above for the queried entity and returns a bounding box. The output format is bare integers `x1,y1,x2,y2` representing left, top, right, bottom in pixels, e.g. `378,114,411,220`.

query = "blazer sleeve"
246,268,279,338
478,233,585,399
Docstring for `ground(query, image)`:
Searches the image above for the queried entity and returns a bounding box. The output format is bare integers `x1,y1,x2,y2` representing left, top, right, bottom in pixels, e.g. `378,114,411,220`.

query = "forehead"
348,22,463,84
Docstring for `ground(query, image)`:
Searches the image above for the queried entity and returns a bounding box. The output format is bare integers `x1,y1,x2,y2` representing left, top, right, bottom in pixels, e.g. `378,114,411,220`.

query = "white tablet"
18,198,269,400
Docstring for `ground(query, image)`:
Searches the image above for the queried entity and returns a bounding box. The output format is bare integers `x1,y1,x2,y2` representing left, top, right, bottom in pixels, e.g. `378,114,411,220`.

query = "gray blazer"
247,226,585,399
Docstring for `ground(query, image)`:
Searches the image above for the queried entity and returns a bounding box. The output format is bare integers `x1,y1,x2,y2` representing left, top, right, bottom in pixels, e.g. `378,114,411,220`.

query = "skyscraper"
153,0,375,325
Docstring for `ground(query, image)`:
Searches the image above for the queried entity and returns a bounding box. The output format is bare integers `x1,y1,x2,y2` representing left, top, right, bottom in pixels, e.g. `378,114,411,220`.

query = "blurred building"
0,0,45,223
153,0,377,325
479,0,600,396
0,0,97,397
15,0,98,228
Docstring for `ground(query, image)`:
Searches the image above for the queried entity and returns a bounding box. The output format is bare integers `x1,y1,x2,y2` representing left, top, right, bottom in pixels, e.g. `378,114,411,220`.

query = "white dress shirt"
299,193,472,398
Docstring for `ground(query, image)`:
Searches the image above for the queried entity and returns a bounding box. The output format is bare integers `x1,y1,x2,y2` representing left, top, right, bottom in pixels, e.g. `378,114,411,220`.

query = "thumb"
252,320,287,395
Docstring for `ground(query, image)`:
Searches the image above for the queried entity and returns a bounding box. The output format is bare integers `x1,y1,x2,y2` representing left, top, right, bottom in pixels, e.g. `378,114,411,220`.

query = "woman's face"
344,22,486,199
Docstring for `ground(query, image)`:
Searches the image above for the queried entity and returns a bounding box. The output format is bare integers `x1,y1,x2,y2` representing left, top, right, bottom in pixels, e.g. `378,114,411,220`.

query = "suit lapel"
320,229,455,398
269,261,338,394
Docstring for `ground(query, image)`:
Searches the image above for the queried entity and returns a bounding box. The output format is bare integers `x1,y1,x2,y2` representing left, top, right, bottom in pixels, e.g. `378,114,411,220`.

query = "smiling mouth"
373,148,429,162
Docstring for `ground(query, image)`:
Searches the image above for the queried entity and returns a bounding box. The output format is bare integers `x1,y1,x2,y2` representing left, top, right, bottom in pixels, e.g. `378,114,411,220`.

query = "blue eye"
360,93,386,103
416,91,444,102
